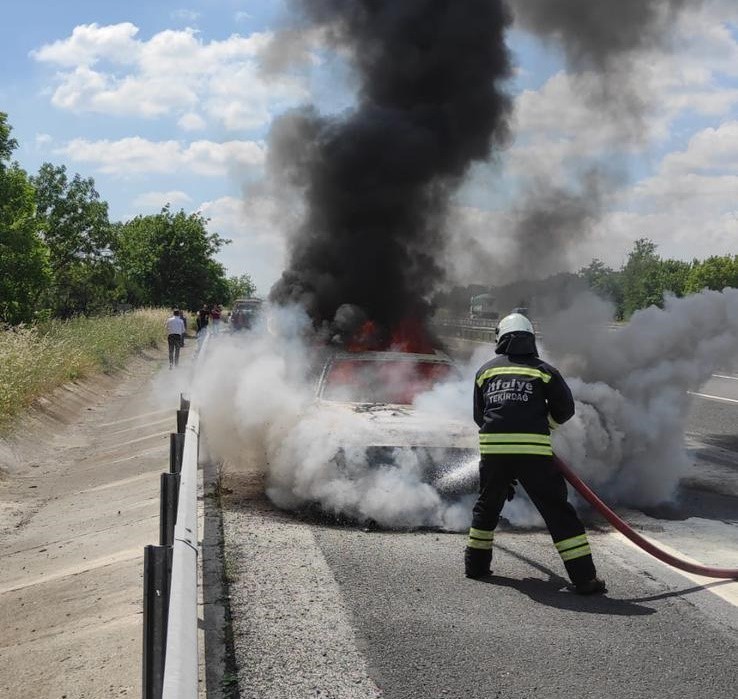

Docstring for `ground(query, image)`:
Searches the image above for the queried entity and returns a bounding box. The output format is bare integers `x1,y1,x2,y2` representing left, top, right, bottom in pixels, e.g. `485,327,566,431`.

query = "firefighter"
465,312,606,594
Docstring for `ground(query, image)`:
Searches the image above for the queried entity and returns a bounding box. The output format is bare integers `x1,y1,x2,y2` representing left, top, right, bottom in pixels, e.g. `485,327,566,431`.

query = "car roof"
329,349,452,364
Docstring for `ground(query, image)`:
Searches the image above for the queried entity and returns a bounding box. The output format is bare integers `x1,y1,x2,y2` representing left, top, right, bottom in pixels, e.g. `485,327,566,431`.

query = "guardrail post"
169,433,185,474
160,473,181,547
142,544,173,699
176,409,188,434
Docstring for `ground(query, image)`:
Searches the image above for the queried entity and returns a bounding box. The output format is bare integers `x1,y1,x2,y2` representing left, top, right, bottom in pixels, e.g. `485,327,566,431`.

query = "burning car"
312,348,479,492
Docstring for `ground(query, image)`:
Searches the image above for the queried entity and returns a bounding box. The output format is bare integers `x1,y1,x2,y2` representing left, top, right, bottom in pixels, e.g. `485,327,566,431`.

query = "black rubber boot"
574,578,607,595
464,547,492,579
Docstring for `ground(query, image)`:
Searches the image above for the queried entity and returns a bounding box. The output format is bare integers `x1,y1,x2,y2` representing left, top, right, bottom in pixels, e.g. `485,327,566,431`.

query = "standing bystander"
196,305,210,335
196,304,210,352
165,309,185,369
210,304,222,334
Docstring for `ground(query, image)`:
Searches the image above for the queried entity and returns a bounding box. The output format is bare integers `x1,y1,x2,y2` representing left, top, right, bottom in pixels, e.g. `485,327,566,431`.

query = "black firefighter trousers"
167,333,182,366
466,454,597,584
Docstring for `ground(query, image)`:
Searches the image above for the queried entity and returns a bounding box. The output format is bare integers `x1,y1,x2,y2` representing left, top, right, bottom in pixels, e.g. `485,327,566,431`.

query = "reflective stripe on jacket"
474,354,574,456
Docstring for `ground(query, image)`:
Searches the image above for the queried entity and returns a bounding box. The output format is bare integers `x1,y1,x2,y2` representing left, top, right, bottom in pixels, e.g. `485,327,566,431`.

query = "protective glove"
507,479,518,502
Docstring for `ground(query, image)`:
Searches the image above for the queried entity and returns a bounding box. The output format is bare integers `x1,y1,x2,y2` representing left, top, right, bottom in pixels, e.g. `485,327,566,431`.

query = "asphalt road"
220,366,738,698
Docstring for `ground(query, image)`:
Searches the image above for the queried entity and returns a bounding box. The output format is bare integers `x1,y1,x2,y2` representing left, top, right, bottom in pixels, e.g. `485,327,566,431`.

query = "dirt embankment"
0,346,194,699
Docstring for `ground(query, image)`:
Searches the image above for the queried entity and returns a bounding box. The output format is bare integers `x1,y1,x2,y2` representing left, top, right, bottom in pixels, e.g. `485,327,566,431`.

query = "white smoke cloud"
195,305,479,530
194,289,738,532
543,287,738,505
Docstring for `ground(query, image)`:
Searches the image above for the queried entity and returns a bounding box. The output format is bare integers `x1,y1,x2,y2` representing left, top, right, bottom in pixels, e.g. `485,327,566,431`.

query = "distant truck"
469,293,498,320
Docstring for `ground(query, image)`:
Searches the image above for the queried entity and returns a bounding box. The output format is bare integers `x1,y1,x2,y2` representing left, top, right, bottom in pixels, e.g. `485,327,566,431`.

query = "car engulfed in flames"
313,349,479,496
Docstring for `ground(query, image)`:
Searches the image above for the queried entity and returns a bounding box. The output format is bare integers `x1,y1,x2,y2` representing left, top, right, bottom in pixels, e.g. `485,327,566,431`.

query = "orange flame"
388,318,435,353
346,317,434,353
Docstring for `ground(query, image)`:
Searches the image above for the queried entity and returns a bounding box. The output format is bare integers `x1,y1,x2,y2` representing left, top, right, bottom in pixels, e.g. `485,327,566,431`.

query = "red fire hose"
553,455,738,580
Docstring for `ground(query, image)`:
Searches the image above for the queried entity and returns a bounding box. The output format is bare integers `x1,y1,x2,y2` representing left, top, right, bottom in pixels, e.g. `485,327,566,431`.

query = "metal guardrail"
143,334,209,699
141,394,200,699
142,393,192,698
162,405,200,699
432,317,497,343
433,316,497,329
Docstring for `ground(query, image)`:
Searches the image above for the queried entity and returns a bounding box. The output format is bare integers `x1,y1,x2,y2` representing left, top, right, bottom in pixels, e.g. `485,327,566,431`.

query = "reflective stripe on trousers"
555,533,592,562
467,527,494,550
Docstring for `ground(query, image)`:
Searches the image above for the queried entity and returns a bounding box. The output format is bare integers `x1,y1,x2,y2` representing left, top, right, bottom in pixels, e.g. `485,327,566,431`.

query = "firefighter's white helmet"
496,312,533,341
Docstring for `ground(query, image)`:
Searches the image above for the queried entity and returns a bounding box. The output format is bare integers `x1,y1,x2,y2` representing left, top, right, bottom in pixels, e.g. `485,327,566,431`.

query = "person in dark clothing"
196,305,210,334
465,312,606,595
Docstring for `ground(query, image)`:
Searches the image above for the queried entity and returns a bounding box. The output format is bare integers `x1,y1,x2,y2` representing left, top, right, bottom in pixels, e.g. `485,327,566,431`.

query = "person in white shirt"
165,309,186,368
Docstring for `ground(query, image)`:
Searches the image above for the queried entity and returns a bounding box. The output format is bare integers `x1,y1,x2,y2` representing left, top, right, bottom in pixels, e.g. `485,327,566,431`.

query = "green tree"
578,258,624,318
659,258,691,299
32,163,115,316
685,255,738,294
0,114,51,324
114,206,230,310
620,238,666,317
226,273,257,304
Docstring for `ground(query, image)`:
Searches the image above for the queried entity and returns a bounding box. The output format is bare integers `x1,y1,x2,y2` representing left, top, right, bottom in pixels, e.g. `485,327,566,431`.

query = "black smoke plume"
485,0,701,310
510,0,703,131
269,1,512,334
511,0,698,71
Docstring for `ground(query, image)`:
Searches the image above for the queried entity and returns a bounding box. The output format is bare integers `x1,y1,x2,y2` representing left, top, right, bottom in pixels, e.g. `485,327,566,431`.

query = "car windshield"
321,357,453,404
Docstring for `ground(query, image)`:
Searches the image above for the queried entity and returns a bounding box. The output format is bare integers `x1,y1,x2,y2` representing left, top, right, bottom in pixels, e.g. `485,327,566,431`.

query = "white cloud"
132,190,192,208
199,194,285,246
32,23,312,130
31,22,139,67
657,121,738,177
204,64,308,130
634,172,738,209
590,208,738,267
443,194,738,289
514,71,641,148
49,65,197,116
235,11,252,23
198,195,287,294
58,137,266,176
35,133,53,146
178,112,207,131
508,6,738,181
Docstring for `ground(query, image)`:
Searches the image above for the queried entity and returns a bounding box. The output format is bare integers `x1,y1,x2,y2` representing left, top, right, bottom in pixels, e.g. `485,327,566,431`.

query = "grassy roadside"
0,308,168,428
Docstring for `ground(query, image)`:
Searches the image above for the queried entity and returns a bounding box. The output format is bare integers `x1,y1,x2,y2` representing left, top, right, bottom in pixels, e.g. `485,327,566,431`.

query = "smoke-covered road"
688,372,738,457
218,370,738,697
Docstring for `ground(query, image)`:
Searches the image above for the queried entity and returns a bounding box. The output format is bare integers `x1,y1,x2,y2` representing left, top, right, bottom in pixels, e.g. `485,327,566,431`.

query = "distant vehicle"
229,298,263,331
470,293,498,320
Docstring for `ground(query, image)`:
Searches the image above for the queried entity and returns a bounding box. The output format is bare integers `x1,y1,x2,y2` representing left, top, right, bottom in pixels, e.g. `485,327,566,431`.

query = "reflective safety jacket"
473,353,575,457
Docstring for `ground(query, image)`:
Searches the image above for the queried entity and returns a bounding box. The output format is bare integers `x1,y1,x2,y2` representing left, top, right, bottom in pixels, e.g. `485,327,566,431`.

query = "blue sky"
2,1,737,293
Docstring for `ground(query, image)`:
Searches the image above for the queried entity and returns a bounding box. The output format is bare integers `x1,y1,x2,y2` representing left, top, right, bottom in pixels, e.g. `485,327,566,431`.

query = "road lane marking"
712,374,738,381
610,531,738,608
688,391,738,405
